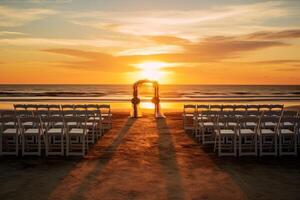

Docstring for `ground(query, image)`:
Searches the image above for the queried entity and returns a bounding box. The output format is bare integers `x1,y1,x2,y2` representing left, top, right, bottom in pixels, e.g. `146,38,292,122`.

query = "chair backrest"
48,104,61,111
14,104,27,110
74,104,87,111
15,110,34,118
43,116,64,129
33,110,49,118
239,116,260,129
279,117,298,128
262,110,282,117
259,116,280,128
198,110,218,121
74,110,87,117
246,110,262,117
259,104,272,111
270,104,284,111
86,104,99,111
62,110,76,117
217,116,239,128
64,116,87,129
18,116,42,129
99,104,111,115
0,110,16,118
37,104,49,111
49,110,63,117
26,104,38,111
183,104,196,114
282,110,298,117
246,105,259,111
219,111,235,117
210,105,222,111
61,104,75,111
196,105,209,111
232,110,246,117
0,116,18,130
222,105,235,111
234,105,247,111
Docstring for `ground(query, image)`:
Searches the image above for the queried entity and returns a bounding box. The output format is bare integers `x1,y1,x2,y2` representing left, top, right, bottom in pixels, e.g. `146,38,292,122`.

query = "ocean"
1,84,300,110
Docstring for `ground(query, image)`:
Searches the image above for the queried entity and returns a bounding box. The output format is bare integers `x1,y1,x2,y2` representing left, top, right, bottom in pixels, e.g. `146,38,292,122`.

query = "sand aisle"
49,114,244,200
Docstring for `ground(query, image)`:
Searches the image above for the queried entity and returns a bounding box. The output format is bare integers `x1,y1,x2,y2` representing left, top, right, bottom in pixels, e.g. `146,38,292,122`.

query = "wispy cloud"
0,31,26,36
0,5,56,27
67,1,297,39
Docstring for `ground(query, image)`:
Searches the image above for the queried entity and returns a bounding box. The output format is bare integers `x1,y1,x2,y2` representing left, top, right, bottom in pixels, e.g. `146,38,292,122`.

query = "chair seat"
22,122,34,126
283,122,293,126
5,122,16,126
86,122,95,127
89,117,104,121
280,129,294,134
69,128,85,135
246,122,257,127
219,129,235,135
240,129,255,134
102,113,112,117
228,122,237,126
201,122,214,127
264,122,276,127
3,128,18,135
260,129,275,134
47,128,63,134
25,128,41,134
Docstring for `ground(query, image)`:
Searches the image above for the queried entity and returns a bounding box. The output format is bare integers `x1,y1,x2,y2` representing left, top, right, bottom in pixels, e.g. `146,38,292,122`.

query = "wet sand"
1,111,300,200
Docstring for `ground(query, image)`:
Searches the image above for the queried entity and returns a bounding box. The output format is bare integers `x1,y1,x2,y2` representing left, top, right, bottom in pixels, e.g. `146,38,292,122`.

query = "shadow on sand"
156,118,185,200
68,117,136,200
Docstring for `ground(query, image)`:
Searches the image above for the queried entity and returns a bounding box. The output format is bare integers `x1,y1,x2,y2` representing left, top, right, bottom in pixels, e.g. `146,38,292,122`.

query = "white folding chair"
278,117,297,156
19,116,43,156
65,116,87,157
198,111,218,144
44,116,65,156
282,110,298,117
183,104,196,132
99,104,112,130
0,116,20,156
258,117,279,156
214,116,238,157
238,116,259,156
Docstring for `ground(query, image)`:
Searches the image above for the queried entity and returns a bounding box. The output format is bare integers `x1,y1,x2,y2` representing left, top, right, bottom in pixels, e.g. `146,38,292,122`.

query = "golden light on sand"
133,61,172,82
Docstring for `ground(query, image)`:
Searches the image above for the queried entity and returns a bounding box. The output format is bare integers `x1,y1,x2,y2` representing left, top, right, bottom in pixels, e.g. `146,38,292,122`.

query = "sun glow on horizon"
132,61,173,82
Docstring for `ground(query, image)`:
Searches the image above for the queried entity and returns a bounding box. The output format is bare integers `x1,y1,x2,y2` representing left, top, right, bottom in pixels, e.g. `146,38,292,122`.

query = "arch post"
131,79,165,118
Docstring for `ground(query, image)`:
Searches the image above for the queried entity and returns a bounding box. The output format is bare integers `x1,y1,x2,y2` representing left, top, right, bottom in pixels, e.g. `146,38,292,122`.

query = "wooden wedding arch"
131,79,165,118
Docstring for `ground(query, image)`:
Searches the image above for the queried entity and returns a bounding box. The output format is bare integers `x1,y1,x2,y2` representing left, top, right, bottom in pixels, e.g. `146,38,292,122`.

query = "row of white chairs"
0,108,112,157
183,104,300,157
183,104,284,112
13,104,112,129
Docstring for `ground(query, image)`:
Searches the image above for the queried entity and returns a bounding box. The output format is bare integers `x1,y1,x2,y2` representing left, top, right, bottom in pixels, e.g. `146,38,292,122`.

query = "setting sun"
133,61,173,82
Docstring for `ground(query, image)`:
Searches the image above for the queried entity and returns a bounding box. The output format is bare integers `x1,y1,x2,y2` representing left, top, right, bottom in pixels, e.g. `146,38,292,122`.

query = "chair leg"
259,135,262,157
0,134,2,156
15,135,19,156
22,135,25,157
66,135,69,157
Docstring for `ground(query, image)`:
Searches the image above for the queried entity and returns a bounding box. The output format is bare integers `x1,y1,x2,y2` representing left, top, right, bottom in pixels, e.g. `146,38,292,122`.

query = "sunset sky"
0,0,300,84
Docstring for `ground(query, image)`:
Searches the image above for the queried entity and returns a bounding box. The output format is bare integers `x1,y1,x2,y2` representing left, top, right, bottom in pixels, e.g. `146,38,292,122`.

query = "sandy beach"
1,110,300,200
